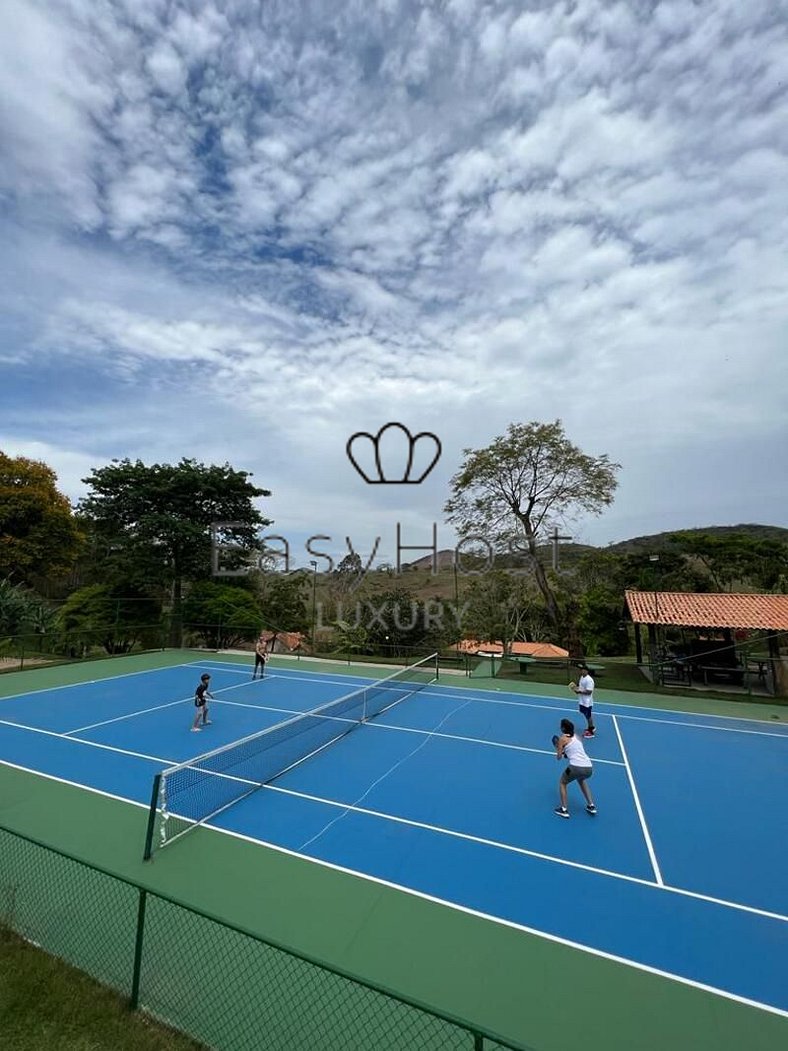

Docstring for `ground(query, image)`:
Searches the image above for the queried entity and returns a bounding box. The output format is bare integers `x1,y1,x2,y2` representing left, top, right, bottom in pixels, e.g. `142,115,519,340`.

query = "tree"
576,585,628,656
258,573,309,635
460,571,549,651
0,451,83,583
667,532,788,592
0,579,56,636
445,421,620,638
78,458,270,643
331,551,364,593
57,584,162,655
359,587,429,655
182,581,262,649
332,619,371,656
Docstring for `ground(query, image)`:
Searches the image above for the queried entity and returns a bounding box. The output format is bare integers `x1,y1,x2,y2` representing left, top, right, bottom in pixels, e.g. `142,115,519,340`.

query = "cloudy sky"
1,0,786,568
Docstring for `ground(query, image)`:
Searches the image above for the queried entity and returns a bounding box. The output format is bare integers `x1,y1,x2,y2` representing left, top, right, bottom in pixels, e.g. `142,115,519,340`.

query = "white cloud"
146,42,188,96
0,437,98,502
0,0,786,548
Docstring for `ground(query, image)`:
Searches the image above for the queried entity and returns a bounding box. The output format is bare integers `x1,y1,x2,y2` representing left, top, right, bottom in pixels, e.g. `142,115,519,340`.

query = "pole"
648,555,661,684
130,888,148,1009
310,560,318,652
551,525,572,571
142,774,161,861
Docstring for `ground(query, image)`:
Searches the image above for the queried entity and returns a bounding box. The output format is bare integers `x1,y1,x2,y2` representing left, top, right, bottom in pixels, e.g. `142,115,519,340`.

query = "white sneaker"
191,727,201,732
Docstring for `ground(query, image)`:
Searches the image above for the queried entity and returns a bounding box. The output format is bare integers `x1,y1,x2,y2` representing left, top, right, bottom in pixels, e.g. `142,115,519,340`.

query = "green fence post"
473,1033,484,1051
142,774,162,861
130,888,148,1009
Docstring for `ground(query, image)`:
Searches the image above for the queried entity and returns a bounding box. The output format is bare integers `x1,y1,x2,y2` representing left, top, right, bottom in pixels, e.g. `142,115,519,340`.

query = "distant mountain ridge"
401,524,788,569
605,523,788,554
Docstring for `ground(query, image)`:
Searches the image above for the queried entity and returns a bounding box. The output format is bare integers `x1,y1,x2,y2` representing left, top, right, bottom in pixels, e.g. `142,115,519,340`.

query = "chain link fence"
0,619,474,676
0,623,169,672
0,822,530,1051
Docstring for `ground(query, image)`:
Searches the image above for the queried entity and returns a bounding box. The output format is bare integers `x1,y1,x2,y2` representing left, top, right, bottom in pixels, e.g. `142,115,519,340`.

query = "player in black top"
191,673,214,732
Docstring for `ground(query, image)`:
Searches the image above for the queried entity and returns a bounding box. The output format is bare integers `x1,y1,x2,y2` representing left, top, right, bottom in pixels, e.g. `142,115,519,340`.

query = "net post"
142,774,161,861
434,652,439,681
129,887,148,1009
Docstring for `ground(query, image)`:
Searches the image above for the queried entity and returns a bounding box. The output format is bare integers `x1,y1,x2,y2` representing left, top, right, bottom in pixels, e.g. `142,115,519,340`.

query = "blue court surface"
1,659,786,1019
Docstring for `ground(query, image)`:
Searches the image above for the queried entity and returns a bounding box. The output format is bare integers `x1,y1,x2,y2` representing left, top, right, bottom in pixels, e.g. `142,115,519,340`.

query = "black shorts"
194,697,206,708
561,764,593,785
579,704,593,720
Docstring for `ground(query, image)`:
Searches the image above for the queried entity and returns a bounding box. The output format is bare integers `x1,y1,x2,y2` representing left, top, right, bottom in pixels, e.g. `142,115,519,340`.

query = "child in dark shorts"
192,673,214,732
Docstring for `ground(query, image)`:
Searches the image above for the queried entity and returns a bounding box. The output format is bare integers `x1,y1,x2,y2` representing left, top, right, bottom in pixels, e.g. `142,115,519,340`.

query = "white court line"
0,757,151,811
612,715,664,887
0,716,174,767
1,758,785,1020
2,731,784,928
197,663,788,739
408,685,788,740
603,712,788,739
194,820,788,1020
197,659,788,730
165,770,662,890
65,676,273,735
210,697,626,767
0,668,779,920
364,719,626,766
298,697,480,851
259,782,787,922
158,760,787,925
193,662,362,692
0,661,204,704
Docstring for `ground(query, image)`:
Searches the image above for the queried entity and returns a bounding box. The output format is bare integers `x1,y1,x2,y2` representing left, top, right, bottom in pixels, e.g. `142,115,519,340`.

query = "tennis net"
144,654,439,857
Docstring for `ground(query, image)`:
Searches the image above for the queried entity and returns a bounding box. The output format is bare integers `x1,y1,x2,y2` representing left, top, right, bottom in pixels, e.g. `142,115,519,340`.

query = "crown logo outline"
346,422,442,484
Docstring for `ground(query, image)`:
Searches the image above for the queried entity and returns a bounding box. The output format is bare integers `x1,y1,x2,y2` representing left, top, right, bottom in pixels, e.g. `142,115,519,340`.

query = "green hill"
606,523,788,555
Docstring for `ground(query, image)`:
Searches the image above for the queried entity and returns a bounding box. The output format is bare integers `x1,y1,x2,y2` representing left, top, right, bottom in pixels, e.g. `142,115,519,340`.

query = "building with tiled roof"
259,630,305,653
452,639,569,658
624,591,788,696
625,591,788,631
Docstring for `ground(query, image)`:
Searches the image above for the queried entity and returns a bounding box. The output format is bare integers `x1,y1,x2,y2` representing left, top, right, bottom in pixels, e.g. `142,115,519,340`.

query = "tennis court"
0,653,786,1047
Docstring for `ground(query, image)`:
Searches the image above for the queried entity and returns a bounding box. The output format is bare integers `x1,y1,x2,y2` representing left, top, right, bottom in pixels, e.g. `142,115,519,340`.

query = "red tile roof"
259,630,305,651
625,591,788,630
452,639,569,657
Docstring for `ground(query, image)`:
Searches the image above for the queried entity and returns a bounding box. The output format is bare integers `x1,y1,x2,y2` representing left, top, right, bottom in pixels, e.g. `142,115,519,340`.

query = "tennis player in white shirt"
553,718,597,818
573,666,596,738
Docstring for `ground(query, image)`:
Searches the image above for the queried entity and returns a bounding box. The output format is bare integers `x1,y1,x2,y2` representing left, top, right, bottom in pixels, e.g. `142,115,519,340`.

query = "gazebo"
624,591,788,695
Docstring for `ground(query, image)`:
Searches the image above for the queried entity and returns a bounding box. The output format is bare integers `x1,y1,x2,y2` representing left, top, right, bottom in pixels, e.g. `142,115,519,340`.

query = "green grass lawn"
0,928,204,1051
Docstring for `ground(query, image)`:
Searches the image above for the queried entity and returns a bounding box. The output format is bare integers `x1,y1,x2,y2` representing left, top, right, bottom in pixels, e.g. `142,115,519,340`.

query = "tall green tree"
360,587,429,655
57,584,162,655
259,572,310,634
667,532,788,592
182,581,262,649
460,571,550,650
445,421,620,635
78,458,270,642
331,619,371,656
0,451,83,583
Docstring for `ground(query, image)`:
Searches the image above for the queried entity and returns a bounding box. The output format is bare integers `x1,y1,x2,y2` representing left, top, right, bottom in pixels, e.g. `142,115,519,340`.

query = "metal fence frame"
0,821,529,1051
